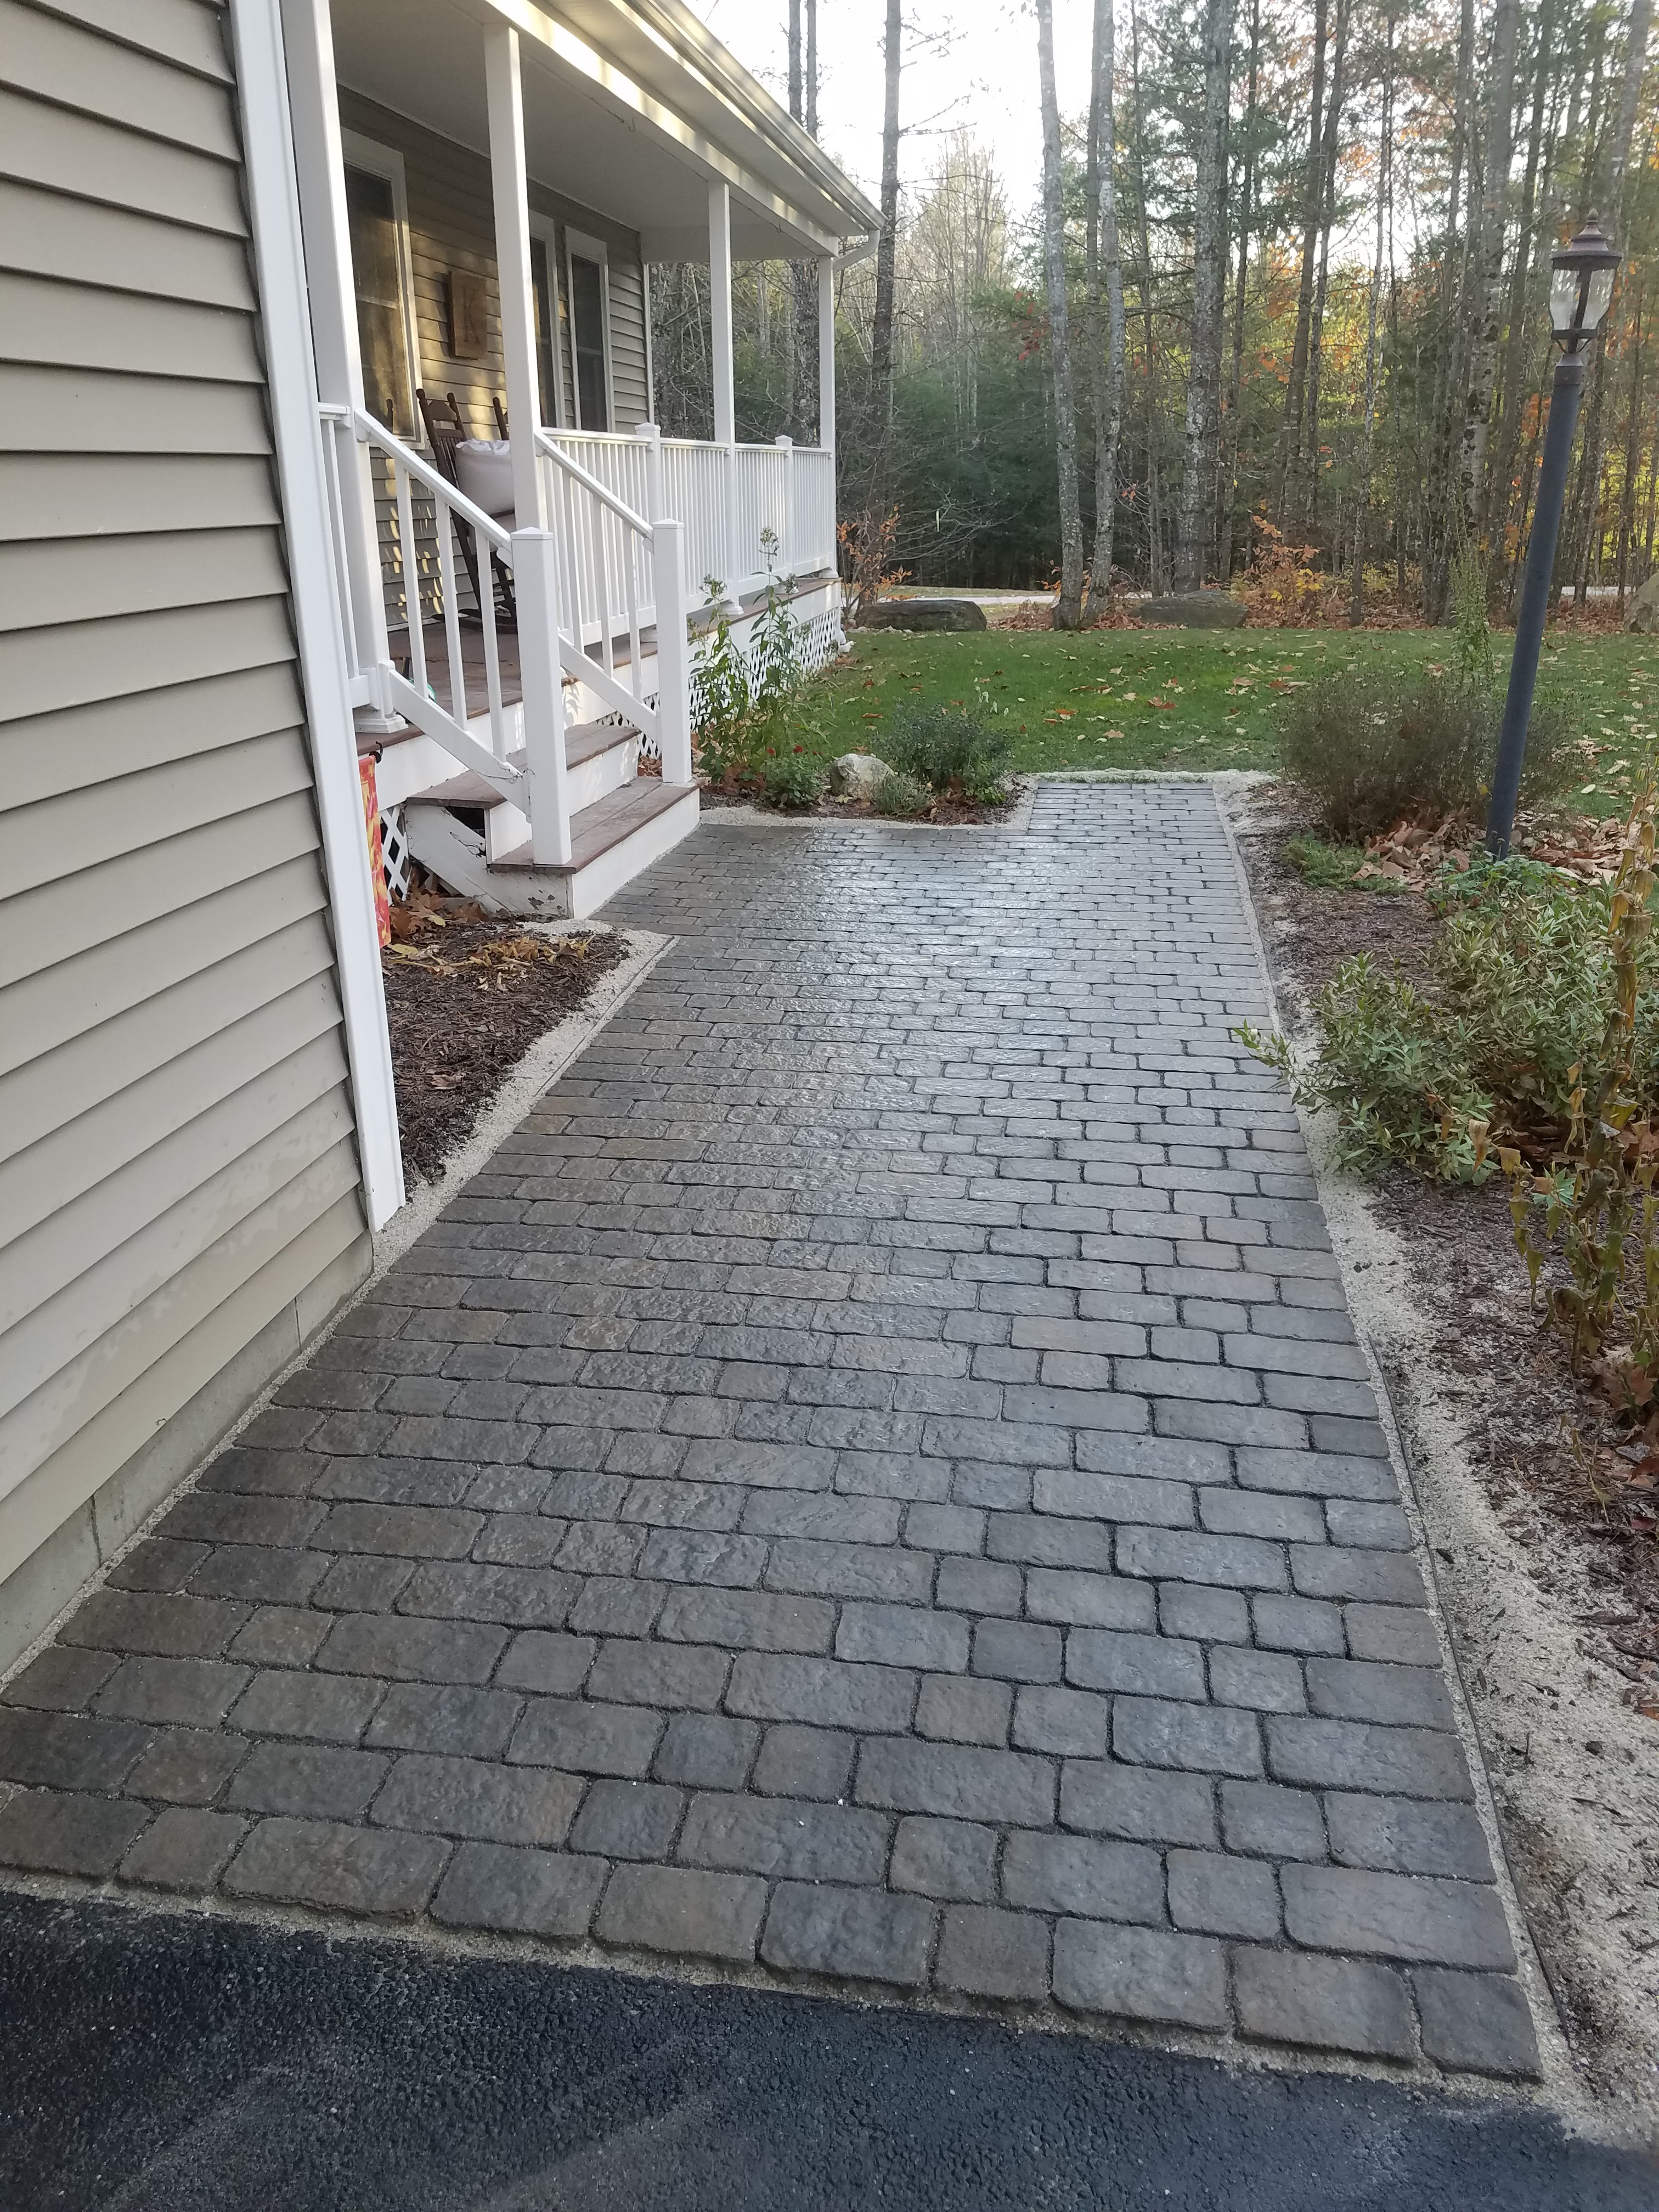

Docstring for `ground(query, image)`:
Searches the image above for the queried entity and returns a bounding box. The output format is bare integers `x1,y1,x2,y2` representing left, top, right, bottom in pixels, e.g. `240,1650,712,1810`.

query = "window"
565,230,612,432
528,221,561,427
341,133,420,438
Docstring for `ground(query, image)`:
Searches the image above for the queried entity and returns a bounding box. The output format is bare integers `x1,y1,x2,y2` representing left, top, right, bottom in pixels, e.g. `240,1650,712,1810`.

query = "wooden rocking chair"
416,387,516,629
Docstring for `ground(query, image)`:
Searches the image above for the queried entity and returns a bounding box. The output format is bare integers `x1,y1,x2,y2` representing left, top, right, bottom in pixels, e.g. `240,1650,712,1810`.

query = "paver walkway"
0,785,1538,2079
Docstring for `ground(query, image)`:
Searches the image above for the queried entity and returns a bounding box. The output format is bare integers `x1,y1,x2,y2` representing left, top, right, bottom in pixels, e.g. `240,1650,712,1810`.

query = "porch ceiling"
328,0,879,259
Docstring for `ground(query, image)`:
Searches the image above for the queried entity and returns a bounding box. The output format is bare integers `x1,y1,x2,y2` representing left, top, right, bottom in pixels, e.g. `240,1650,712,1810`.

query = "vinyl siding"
337,88,653,438
0,0,371,1622
332,92,653,631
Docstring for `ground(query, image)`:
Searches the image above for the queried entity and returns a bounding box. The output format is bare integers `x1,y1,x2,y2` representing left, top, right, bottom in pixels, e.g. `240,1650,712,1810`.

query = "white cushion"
454,438,516,522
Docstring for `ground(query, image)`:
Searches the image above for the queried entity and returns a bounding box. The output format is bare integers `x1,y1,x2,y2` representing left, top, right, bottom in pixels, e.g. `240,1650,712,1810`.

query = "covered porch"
282,0,876,904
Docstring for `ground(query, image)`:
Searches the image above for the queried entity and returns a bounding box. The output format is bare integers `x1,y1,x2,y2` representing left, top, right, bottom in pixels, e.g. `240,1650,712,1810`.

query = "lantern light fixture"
1548,211,1622,349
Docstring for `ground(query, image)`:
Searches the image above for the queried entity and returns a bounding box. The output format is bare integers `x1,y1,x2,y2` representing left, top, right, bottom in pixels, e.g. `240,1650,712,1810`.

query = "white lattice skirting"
379,802,411,900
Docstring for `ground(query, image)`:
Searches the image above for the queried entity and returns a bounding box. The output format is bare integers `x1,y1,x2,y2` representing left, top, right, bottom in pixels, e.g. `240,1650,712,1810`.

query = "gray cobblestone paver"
0,787,1537,2078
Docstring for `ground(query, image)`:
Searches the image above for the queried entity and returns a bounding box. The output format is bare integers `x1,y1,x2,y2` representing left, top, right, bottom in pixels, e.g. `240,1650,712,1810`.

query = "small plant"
1236,513,1325,625
1286,837,1378,891
759,753,825,811
691,578,754,782
1491,791,1659,1396
883,702,1012,804
1279,666,1573,841
1238,808,1659,1182
872,769,931,818
839,504,904,624
749,535,806,713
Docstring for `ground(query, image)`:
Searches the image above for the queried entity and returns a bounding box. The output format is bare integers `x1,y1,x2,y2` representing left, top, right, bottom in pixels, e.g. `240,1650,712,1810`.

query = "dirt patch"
382,909,628,1182
1231,785,1659,2132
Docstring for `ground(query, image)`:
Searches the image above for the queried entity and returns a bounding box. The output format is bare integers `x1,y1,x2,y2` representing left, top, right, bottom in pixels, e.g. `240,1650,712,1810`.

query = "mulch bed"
696,780,1009,824
1237,800,1659,1700
382,898,628,1183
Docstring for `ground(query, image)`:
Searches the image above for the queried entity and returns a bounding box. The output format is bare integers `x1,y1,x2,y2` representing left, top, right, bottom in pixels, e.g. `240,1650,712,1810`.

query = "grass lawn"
784,624,1659,812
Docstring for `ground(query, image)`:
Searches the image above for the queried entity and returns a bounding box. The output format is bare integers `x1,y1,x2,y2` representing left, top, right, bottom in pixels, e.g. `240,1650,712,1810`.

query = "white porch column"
818,256,836,454
708,181,736,446
708,179,738,596
484,23,569,865
278,0,394,725
236,0,404,1227
484,24,546,528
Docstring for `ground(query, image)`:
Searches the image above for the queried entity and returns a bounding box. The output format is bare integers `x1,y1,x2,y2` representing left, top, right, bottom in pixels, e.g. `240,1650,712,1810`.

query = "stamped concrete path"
0,784,1539,2081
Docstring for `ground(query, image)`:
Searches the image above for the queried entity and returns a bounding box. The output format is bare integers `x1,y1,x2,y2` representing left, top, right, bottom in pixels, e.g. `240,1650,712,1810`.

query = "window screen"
344,164,414,437
569,253,608,431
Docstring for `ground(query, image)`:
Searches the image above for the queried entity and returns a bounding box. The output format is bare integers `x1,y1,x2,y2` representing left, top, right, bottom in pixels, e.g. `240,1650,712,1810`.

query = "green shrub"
1239,851,1659,1178
748,543,805,712
759,753,824,811
872,770,931,818
883,702,1012,803
691,579,753,769
1279,668,1575,840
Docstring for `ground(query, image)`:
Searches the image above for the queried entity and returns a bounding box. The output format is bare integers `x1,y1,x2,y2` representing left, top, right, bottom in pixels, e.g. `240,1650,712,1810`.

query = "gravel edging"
1216,778,1659,2149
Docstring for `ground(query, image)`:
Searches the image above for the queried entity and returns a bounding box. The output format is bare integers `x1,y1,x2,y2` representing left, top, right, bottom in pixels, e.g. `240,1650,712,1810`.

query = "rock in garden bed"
382,899,628,1182
855,596,988,632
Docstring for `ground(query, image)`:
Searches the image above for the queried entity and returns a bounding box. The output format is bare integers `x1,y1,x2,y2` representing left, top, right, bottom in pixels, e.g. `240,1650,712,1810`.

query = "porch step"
402,777,699,919
403,721,636,819
492,778,691,873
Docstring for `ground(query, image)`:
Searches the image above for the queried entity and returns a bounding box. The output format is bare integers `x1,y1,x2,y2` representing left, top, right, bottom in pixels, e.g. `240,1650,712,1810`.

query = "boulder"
1141,591,1247,629
830,752,894,800
857,597,989,632
1626,571,1659,633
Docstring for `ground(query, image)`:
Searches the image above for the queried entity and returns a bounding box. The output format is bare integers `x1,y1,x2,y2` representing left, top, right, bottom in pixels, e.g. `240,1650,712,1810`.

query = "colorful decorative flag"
359,754,392,947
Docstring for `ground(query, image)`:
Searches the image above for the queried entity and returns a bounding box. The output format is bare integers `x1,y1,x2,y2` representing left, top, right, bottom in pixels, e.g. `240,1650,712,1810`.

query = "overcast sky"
684,0,1097,229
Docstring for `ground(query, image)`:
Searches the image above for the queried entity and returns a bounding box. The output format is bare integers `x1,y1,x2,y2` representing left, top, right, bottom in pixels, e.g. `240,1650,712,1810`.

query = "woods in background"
651,0,1656,620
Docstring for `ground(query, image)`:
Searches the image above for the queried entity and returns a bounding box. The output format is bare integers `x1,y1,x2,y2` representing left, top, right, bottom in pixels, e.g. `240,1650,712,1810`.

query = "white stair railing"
318,403,523,803
319,401,696,855
535,425,692,785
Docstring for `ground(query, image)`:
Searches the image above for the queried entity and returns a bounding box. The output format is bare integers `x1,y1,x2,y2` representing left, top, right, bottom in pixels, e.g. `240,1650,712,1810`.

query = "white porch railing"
318,402,523,800
546,430,839,603
318,403,692,869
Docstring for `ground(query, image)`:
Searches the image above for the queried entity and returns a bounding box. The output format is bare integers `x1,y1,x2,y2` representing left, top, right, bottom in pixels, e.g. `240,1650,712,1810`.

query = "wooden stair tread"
566,721,637,769
403,723,636,809
492,778,693,874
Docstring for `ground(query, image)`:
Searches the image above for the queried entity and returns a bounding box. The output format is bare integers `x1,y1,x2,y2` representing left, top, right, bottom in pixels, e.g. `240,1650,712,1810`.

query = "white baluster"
775,434,794,575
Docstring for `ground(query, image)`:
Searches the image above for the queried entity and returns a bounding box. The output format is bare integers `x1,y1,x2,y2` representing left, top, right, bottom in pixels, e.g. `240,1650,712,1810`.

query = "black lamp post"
1485,212,1622,858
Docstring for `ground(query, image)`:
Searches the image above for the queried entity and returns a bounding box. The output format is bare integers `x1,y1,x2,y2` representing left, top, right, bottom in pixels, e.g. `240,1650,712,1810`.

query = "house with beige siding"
0,0,876,1669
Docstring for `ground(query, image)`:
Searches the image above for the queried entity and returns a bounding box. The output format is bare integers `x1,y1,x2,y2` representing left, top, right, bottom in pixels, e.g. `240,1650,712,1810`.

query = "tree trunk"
806,0,818,137
1299,0,1349,541
1273,0,1327,529
1574,0,1651,601
1037,0,1085,627
1175,0,1237,591
1618,276,1645,608
1488,0,1558,589
1564,14,1611,597
1220,0,1260,583
853,0,902,611
791,0,820,442
868,0,901,448
1129,0,1165,591
1085,0,1125,605
1459,0,1520,546
1425,0,1477,620
1351,13,1391,626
